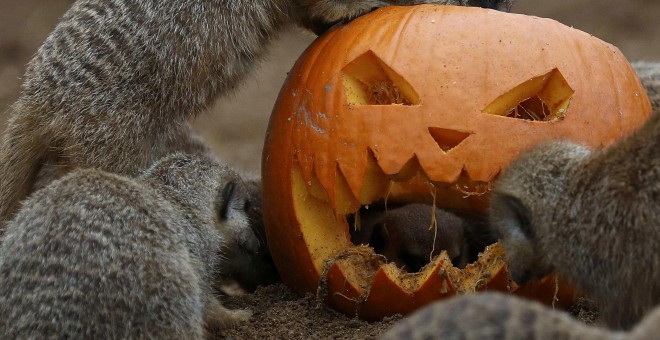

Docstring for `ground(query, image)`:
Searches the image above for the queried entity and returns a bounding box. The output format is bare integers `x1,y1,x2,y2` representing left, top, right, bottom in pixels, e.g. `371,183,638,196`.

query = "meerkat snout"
489,194,552,284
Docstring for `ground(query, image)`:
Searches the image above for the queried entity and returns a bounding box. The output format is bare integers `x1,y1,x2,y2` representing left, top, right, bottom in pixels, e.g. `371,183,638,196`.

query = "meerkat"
351,204,469,271
33,127,282,293
0,0,515,227
0,152,259,338
487,107,660,329
382,293,660,339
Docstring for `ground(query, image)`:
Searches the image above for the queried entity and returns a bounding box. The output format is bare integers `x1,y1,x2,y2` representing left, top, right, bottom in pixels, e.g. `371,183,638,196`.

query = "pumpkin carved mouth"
290,147,516,318
262,5,651,321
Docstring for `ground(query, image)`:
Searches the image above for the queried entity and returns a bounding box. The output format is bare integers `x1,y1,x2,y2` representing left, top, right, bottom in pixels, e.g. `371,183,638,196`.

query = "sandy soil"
0,0,655,338
216,284,402,339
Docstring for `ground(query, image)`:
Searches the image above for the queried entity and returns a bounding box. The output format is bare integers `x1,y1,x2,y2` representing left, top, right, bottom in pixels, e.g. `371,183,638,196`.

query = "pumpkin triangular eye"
482,68,574,122
342,51,421,106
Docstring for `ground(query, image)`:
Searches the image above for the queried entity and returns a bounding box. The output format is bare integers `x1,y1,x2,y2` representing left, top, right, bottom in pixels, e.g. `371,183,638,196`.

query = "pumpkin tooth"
334,165,361,215
445,243,510,294
292,164,352,274
390,155,423,181
336,151,369,204
319,246,385,317
359,260,454,320
451,168,493,198
356,150,389,204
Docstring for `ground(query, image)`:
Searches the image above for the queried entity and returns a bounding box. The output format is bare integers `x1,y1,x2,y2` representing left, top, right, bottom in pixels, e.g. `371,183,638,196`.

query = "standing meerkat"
0,0,514,227
0,152,256,338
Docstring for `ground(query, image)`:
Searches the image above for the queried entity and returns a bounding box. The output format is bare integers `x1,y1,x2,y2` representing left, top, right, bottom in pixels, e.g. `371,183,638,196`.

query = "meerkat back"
0,169,208,338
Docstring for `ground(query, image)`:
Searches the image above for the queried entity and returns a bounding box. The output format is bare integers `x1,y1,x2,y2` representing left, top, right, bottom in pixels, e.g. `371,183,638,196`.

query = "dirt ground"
0,0,656,339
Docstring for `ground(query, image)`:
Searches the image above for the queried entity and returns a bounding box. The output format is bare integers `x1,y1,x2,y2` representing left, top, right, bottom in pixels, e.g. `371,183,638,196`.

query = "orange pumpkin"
262,5,651,320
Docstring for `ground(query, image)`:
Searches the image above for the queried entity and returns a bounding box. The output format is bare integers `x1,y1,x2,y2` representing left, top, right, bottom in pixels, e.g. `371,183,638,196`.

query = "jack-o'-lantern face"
262,5,651,320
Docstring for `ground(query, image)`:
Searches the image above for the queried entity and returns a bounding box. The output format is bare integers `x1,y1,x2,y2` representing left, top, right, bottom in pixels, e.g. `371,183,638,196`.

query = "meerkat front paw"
295,0,390,35
204,296,252,330
295,0,514,35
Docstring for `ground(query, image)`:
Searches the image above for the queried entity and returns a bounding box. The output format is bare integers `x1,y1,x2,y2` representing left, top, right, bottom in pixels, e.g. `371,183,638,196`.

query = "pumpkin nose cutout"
428,127,473,152
342,51,420,106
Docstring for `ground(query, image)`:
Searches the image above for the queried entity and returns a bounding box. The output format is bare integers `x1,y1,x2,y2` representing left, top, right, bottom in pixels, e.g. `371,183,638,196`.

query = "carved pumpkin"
262,5,651,320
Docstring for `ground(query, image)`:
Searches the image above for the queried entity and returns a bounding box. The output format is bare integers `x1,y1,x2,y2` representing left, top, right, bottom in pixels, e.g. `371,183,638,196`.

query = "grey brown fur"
220,177,281,292
0,153,253,338
0,0,514,227
351,204,467,271
382,293,660,340
633,62,660,110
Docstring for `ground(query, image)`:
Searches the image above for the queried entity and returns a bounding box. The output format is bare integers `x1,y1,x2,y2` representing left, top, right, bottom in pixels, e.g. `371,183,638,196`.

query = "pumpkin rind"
262,5,651,320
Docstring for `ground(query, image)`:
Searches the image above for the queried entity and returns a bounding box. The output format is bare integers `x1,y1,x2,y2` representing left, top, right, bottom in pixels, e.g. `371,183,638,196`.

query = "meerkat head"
142,154,279,290
489,141,591,284
215,176,279,291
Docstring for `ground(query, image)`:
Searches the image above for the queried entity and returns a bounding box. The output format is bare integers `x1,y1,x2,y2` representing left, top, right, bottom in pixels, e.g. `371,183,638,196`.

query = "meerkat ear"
500,195,535,239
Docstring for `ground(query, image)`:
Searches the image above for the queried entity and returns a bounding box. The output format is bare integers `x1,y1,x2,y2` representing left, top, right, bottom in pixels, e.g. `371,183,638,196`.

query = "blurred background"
0,0,658,174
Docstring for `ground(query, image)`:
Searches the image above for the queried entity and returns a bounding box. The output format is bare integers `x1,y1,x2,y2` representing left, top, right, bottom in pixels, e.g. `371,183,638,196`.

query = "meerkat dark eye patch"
503,195,535,239
219,181,237,220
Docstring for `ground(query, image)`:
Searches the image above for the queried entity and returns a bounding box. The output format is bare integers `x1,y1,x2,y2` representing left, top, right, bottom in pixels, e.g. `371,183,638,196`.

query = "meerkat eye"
219,181,236,220
502,195,535,239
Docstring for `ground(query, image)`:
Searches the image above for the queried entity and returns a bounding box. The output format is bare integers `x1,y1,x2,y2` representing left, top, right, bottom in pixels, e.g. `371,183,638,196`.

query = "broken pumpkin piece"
262,5,652,320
